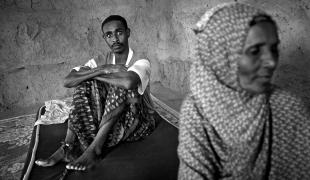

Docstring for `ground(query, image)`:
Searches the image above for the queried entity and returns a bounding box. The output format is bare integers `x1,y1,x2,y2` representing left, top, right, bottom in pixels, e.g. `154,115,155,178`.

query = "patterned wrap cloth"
68,77,155,155
177,3,310,180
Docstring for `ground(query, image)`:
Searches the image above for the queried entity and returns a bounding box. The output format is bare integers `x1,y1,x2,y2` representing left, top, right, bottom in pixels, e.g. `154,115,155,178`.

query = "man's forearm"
93,71,140,90
64,68,103,88
64,64,130,88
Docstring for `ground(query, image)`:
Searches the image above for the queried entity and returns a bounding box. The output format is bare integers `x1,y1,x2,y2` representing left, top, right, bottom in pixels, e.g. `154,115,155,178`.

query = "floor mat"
0,94,179,180
0,114,36,180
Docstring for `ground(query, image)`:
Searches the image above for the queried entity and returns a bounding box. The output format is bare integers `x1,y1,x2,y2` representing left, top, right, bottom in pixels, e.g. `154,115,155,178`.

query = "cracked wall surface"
0,0,310,112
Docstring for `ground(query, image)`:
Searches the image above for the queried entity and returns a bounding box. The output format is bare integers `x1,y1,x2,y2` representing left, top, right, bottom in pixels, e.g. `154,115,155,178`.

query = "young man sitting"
35,15,156,171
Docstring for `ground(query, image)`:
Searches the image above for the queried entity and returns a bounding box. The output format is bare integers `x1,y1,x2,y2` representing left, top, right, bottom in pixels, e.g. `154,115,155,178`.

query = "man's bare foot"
65,149,97,171
35,146,66,167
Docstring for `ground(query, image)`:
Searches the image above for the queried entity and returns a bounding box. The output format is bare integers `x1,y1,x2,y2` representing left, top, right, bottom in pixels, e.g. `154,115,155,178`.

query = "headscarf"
178,2,310,180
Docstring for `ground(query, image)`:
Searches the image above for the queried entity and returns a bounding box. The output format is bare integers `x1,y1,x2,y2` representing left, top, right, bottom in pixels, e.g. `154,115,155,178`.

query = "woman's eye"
248,46,260,56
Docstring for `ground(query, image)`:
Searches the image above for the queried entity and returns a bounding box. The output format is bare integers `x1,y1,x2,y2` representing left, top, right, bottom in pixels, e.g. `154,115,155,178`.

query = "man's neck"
114,47,129,65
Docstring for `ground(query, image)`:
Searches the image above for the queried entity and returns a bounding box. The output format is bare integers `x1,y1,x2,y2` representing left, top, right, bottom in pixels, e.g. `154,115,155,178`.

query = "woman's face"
238,21,280,94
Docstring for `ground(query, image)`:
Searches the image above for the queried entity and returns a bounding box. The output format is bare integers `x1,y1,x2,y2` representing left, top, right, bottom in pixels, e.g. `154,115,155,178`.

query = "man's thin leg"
65,117,118,171
35,125,76,167
66,85,127,171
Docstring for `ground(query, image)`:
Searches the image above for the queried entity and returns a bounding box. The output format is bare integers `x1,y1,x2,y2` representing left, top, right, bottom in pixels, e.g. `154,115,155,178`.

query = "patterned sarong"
68,80,155,154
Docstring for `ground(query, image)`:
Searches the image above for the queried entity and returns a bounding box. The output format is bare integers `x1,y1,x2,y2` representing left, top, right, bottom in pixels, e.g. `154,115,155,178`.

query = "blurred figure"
178,3,310,180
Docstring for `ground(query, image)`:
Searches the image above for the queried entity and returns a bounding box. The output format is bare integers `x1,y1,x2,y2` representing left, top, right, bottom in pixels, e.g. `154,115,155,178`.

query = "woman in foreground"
178,3,310,180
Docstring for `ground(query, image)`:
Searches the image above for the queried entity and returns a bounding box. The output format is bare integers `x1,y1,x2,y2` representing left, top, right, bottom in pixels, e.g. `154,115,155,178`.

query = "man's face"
102,20,130,54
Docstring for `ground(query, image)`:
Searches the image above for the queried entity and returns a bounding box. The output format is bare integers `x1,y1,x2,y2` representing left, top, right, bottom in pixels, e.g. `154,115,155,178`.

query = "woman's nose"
262,50,278,69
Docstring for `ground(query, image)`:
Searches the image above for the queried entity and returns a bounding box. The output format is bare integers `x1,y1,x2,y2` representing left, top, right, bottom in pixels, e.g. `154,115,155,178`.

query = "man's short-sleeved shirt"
73,48,150,95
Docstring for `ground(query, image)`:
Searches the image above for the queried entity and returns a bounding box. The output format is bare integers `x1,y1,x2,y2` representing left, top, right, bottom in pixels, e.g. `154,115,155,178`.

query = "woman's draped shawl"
177,3,310,180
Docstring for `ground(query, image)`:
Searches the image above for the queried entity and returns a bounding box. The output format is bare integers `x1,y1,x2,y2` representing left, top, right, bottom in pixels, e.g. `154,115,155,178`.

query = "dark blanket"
21,107,179,180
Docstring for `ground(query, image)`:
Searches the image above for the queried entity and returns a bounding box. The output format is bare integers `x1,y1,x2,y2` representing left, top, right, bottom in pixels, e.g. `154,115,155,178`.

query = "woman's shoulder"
180,95,208,128
270,87,308,115
270,87,303,105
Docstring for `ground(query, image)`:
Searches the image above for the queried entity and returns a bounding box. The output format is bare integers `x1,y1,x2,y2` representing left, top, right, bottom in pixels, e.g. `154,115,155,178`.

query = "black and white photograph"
0,0,310,179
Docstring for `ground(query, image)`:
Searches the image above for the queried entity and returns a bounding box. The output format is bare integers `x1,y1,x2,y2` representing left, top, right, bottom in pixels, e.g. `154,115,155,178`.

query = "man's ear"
126,28,131,38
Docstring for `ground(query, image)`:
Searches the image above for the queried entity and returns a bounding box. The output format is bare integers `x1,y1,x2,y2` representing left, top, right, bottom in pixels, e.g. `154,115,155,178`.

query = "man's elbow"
123,82,134,90
123,72,140,90
123,79,139,90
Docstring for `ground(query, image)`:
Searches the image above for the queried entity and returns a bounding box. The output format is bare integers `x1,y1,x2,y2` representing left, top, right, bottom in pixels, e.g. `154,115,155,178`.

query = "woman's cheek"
238,56,260,77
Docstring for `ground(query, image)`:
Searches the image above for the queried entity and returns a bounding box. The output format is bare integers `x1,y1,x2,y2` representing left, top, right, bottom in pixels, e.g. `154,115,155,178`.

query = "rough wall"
0,0,169,111
0,0,310,111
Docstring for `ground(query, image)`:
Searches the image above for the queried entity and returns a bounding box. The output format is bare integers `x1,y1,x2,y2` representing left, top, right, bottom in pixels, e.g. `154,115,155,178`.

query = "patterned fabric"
68,79,155,154
178,2,310,180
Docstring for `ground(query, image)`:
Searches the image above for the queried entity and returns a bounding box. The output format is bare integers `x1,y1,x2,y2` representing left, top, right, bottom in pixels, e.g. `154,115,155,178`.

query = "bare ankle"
87,143,102,156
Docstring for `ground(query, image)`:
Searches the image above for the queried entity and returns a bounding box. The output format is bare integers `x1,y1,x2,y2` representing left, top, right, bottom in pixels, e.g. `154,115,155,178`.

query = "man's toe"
66,164,73,169
77,165,84,171
81,166,87,171
73,164,80,170
35,159,49,166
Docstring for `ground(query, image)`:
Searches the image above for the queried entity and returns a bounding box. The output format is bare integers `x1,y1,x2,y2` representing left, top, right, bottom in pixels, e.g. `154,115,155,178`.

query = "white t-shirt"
73,48,150,95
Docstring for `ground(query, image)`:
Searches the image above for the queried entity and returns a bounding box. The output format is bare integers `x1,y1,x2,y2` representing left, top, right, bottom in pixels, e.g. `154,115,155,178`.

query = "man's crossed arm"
64,64,141,90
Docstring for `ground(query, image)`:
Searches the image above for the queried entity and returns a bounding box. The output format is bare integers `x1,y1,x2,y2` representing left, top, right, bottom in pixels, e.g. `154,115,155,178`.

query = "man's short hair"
101,15,128,32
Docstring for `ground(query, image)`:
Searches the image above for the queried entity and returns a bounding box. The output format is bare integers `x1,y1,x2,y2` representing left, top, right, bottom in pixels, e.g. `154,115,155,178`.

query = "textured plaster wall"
0,0,310,112
0,0,169,111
